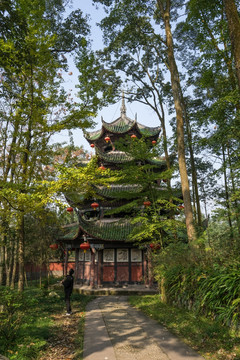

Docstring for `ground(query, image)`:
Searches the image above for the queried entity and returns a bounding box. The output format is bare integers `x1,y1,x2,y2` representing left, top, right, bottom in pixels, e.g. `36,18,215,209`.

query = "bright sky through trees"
54,0,172,150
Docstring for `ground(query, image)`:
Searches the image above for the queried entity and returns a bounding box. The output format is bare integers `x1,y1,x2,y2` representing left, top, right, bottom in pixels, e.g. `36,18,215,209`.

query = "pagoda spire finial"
120,90,126,117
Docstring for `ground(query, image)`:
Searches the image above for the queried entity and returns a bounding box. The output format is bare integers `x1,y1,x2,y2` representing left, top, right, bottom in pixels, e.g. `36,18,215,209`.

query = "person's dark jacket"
62,274,74,295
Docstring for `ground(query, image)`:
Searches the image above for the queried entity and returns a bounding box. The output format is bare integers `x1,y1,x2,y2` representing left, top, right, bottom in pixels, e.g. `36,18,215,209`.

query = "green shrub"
0,287,47,357
0,288,32,351
153,243,240,327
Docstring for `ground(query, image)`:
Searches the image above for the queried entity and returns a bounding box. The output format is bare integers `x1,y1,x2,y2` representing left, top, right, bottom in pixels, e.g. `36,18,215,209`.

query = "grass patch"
129,295,240,360
0,285,94,360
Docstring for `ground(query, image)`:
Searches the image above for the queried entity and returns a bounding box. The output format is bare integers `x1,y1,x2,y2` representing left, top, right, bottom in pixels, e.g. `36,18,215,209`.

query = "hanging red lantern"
80,241,90,253
66,207,73,213
49,244,58,250
150,243,161,250
152,140,157,145
98,165,106,170
143,200,151,207
90,143,95,148
104,136,110,143
131,134,137,139
91,202,99,210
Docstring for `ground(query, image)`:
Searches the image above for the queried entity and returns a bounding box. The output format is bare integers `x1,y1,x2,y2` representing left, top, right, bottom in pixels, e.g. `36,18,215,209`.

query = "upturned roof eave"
84,114,161,142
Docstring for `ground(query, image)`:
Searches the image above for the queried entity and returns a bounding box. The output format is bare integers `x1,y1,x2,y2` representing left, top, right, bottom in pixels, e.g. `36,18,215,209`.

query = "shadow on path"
83,296,206,360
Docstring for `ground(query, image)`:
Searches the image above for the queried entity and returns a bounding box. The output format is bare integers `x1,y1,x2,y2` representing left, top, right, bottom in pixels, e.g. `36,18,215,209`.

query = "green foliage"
153,243,240,328
0,285,93,359
0,287,37,350
107,137,186,247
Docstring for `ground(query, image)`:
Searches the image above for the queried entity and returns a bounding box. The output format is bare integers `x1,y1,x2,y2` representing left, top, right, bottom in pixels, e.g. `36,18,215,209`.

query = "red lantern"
152,140,157,145
90,143,95,148
131,134,137,139
91,202,99,210
98,165,106,170
150,243,161,250
143,200,151,207
49,244,58,250
80,241,90,253
104,136,110,143
66,207,73,213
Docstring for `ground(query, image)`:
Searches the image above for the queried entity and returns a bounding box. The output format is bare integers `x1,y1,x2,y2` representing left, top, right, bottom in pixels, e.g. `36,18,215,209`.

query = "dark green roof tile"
59,224,80,240
93,184,143,199
96,149,133,163
78,216,133,241
102,117,134,133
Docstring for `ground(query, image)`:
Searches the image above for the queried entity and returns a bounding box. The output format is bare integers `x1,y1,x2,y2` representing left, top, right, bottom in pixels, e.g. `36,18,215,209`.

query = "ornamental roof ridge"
101,116,135,134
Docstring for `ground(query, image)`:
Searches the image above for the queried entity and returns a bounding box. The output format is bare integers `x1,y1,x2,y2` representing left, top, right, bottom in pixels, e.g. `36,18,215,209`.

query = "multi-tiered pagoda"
57,96,170,287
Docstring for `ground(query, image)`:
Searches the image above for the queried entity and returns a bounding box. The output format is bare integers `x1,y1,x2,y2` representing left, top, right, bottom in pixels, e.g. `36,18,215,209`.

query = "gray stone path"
83,296,206,360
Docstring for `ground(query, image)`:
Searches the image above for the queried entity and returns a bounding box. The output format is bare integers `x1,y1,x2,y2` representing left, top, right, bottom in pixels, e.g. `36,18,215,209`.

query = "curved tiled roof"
102,117,135,133
96,149,134,163
84,115,161,142
78,216,133,241
59,223,80,240
92,184,143,199
84,128,102,141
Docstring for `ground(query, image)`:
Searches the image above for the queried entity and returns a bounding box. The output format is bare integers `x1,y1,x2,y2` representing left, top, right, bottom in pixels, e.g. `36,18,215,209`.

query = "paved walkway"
83,296,205,360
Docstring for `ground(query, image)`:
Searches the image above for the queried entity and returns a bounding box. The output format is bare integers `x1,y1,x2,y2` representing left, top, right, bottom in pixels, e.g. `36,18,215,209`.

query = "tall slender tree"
223,0,240,89
92,0,197,242
0,0,91,290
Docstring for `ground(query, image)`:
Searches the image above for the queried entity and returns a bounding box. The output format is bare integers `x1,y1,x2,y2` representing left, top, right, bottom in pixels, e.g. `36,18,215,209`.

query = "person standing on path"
61,268,74,315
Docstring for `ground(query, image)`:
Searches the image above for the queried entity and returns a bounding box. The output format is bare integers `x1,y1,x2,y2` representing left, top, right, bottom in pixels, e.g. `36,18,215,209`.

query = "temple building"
55,96,172,287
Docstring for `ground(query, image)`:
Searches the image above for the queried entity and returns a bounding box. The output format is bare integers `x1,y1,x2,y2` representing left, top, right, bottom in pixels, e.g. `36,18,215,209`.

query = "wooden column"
64,248,69,276
90,250,95,288
75,248,79,283
97,250,103,287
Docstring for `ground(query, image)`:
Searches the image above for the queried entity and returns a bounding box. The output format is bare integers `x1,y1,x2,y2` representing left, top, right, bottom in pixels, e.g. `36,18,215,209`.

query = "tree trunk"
5,245,12,287
181,101,202,227
223,0,240,89
18,214,25,292
11,240,18,289
226,144,240,237
0,246,5,285
157,0,196,242
147,248,154,287
222,144,234,241
192,179,197,222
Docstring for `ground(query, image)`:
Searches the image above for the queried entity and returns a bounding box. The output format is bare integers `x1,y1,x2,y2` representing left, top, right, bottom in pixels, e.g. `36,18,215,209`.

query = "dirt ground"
39,310,84,360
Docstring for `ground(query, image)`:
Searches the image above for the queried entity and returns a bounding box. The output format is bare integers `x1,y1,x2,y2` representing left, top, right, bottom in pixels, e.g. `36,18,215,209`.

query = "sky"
54,0,171,152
